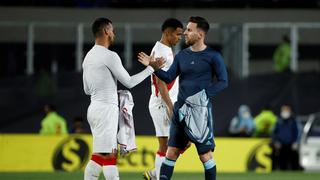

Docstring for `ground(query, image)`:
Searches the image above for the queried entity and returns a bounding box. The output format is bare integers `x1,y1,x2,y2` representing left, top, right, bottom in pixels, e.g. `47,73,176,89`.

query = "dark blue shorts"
168,102,215,154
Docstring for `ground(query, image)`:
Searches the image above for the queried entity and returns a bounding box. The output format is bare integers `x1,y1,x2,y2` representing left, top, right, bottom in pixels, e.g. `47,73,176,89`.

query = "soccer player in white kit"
143,18,183,180
82,17,164,180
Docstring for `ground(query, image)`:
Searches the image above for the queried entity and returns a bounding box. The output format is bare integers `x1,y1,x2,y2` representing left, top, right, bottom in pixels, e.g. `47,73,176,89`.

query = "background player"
143,18,183,180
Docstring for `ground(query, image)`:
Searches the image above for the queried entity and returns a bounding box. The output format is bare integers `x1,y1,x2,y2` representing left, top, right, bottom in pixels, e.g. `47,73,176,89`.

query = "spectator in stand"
273,35,291,73
39,104,68,135
228,104,255,137
253,105,277,137
271,104,300,170
71,116,87,134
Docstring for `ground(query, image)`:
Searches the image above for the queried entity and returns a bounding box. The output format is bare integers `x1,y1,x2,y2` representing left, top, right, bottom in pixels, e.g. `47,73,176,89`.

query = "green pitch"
0,172,320,180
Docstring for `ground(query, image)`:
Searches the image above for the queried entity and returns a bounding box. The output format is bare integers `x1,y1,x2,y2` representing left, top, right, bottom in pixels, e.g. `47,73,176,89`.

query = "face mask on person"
242,111,250,119
281,111,291,119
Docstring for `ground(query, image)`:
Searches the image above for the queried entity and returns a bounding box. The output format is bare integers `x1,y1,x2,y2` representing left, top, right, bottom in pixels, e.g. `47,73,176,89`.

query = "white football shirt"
149,41,179,105
83,44,154,105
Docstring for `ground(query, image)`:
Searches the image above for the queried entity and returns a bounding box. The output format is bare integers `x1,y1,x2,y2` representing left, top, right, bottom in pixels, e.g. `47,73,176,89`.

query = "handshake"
138,52,165,71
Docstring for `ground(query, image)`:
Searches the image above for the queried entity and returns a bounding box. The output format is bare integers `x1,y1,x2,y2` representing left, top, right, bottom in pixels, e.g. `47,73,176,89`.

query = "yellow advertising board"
0,134,272,172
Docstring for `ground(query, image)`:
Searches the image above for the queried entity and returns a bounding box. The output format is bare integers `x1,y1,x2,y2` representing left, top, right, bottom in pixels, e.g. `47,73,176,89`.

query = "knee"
199,151,212,163
166,147,180,160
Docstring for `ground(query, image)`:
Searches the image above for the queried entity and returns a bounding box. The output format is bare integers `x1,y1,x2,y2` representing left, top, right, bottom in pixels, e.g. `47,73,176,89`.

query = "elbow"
127,85,135,89
122,77,136,89
124,83,135,89
124,80,137,89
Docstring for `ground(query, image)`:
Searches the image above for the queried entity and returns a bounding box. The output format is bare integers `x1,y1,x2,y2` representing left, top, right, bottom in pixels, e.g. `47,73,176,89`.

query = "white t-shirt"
83,44,154,105
149,41,179,105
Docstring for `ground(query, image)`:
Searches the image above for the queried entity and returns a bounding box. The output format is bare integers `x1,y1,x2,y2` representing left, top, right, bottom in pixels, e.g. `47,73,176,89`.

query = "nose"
184,29,188,34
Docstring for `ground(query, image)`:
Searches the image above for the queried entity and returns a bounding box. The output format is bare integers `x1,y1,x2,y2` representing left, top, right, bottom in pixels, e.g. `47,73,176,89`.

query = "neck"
95,38,110,48
190,40,206,52
160,36,170,47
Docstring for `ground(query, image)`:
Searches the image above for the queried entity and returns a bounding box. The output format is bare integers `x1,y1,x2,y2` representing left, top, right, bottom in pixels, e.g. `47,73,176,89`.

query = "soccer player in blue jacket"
139,16,228,180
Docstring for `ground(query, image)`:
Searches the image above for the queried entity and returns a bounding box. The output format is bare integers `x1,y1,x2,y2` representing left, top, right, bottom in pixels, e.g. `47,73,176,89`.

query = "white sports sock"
155,154,165,180
84,160,102,180
103,165,119,180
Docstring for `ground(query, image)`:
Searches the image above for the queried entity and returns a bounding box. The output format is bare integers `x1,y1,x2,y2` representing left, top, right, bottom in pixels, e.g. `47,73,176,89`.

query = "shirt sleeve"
154,55,180,84
107,52,154,88
205,52,228,97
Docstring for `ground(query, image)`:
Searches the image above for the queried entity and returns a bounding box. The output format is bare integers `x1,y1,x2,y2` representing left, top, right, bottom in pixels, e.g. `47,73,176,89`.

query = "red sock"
157,151,166,157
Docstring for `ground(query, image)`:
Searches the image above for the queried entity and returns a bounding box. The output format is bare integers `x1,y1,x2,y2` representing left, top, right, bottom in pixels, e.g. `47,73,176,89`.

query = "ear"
104,28,108,36
198,30,205,39
163,28,170,37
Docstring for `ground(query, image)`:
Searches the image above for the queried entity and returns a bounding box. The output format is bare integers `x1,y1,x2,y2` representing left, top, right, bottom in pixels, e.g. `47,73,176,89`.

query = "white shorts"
149,99,170,137
87,101,119,153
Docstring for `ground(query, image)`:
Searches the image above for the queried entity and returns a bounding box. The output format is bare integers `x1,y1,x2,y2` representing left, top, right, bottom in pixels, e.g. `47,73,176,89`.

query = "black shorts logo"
52,136,90,171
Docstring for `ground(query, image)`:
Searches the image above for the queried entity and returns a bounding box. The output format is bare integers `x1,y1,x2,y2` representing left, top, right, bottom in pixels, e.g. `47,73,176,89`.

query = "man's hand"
119,144,129,157
138,52,165,71
150,57,165,71
274,141,282,150
138,52,154,66
291,142,298,151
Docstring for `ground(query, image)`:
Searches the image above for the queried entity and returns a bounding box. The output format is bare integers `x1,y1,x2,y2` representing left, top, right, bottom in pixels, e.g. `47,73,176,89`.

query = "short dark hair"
45,104,56,111
92,17,112,38
161,18,183,32
188,16,210,34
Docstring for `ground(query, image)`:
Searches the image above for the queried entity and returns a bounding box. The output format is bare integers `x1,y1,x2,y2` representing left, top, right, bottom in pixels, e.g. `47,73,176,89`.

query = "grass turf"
0,172,320,180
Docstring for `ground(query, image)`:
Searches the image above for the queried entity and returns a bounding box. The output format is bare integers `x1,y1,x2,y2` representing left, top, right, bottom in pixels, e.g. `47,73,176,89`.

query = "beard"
108,35,115,45
185,38,195,46
185,36,198,46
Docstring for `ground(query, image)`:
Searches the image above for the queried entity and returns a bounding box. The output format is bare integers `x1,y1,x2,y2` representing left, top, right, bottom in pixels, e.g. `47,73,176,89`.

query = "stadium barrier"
0,134,271,172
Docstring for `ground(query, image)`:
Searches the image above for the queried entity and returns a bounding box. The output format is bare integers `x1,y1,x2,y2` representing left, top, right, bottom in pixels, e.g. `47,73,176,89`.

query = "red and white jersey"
150,41,179,105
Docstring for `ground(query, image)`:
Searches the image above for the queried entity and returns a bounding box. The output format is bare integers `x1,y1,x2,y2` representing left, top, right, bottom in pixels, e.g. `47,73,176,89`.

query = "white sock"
155,153,165,180
103,165,119,180
84,160,102,180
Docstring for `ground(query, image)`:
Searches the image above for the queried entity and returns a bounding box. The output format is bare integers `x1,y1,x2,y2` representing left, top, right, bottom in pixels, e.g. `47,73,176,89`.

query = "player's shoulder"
105,49,120,59
153,42,171,54
204,47,223,60
205,46,220,55
176,47,190,57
